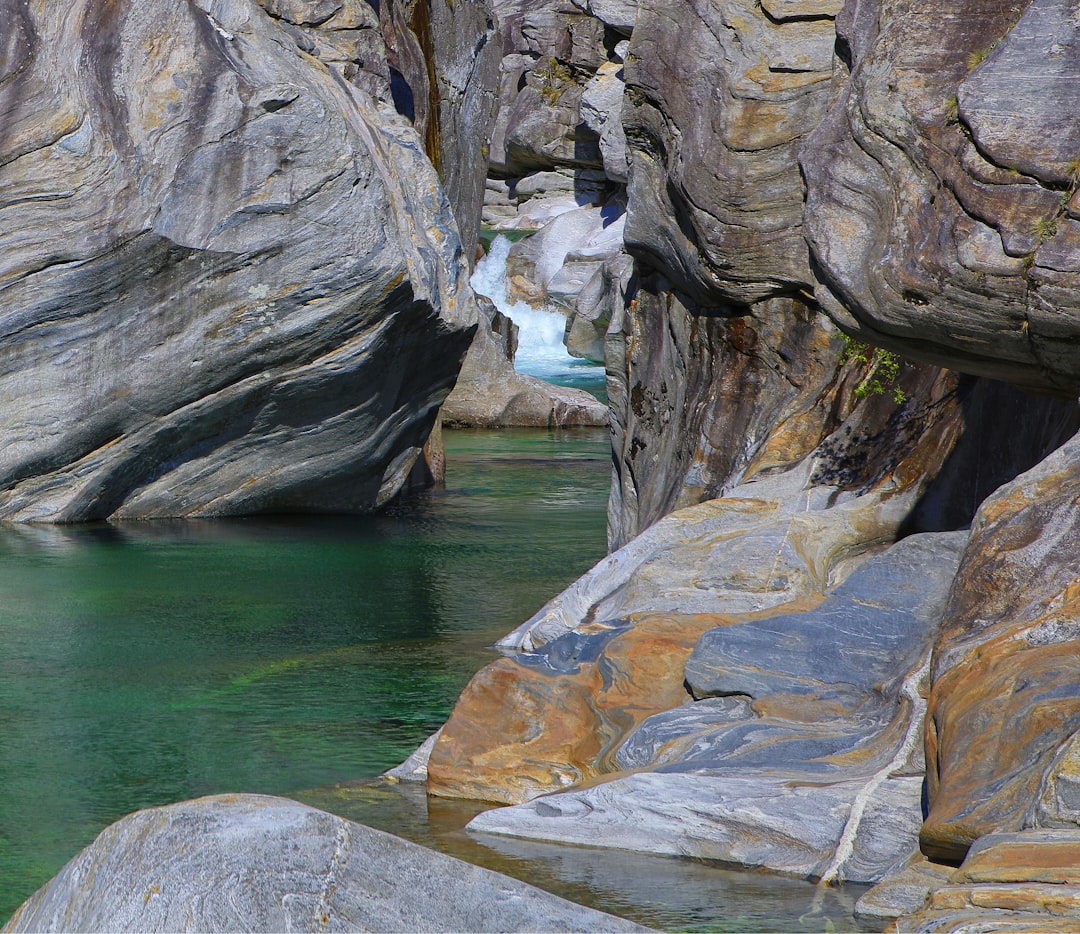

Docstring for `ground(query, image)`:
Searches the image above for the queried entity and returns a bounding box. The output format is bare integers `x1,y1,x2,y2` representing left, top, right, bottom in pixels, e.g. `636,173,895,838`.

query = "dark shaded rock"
2,794,647,933
606,287,854,548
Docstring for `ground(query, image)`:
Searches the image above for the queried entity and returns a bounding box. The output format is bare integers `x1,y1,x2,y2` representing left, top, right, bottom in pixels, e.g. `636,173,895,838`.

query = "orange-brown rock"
922,432,1080,862
889,831,1080,932
427,612,723,803
953,831,1080,886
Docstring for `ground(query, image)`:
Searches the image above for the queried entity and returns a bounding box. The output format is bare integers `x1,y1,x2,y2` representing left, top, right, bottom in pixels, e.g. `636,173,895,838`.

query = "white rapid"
471,235,604,386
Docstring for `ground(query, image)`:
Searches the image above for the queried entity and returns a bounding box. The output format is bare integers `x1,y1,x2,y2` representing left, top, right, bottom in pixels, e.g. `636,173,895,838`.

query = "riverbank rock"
0,0,485,521
921,430,1080,862
887,830,1080,932
3,795,647,933
460,533,964,884
428,348,1080,883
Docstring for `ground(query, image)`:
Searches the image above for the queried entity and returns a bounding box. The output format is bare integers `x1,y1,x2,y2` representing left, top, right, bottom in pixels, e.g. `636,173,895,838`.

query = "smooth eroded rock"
3,794,648,933
0,0,480,521
462,533,965,884
802,0,1080,396
922,430,1080,862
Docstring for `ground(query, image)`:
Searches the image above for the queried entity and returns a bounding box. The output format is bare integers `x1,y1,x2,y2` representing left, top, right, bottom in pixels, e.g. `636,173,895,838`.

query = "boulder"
563,252,632,363
487,0,609,178
2,794,647,933
462,533,966,884
855,856,953,927
581,60,628,184
0,0,480,521
441,266,607,428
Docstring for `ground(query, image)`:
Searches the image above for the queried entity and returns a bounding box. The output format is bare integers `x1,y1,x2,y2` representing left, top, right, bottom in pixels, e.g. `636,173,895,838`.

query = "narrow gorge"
4,0,1080,931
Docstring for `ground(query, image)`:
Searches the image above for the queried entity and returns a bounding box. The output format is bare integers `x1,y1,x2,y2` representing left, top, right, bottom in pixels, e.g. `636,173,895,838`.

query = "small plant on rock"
536,57,573,104
1036,216,1058,244
839,334,907,405
944,94,959,124
967,40,998,71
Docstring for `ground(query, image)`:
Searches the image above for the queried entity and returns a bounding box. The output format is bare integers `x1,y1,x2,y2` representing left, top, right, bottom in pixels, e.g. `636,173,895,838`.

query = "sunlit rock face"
3,795,647,933
428,368,1080,883
802,0,1080,397
606,0,851,547
0,0,483,521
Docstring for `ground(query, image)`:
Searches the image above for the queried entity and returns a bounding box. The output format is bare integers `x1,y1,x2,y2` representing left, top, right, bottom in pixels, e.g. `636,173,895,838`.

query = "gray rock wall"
801,0,1080,397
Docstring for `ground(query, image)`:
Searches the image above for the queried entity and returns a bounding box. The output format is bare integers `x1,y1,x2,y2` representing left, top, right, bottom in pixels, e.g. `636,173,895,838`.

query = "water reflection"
298,779,876,933
0,428,611,920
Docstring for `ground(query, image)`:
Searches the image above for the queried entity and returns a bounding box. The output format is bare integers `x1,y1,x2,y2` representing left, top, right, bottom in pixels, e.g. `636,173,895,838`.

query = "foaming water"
471,235,606,390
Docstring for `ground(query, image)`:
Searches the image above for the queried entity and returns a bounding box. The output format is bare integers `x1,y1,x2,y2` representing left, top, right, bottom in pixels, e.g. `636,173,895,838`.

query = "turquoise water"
0,427,873,930
0,428,610,920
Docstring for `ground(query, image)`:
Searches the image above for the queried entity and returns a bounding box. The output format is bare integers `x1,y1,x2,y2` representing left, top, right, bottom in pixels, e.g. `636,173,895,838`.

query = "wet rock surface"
3,795,648,933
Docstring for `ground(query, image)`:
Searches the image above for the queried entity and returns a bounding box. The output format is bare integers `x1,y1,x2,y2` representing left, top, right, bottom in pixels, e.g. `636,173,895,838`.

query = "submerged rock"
3,794,647,933
0,0,480,521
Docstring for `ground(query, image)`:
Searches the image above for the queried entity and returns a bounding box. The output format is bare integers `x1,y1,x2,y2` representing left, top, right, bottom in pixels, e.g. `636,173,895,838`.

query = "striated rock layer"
428,0,1080,906
0,0,484,521
802,0,1080,396
427,363,1071,883
922,430,1080,861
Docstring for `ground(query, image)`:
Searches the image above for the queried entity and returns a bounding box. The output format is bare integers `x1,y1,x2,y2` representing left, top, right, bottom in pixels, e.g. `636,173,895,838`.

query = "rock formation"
802,0,1080,398
10,0,1080,926
0,0,491,521
3,795,646,932
425,0,1080,923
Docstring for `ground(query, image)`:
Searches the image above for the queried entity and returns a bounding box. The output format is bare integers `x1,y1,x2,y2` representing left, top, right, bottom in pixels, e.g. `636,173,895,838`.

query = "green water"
0,427,874,930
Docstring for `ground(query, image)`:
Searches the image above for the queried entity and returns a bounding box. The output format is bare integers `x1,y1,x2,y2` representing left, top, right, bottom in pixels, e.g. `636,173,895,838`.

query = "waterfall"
471,236,604,389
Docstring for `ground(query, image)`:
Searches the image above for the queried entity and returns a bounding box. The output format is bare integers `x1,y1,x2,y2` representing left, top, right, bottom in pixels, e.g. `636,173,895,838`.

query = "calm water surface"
0,427,873,930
